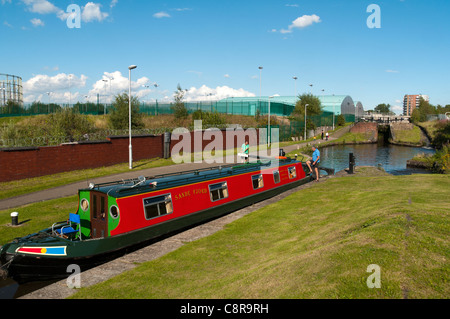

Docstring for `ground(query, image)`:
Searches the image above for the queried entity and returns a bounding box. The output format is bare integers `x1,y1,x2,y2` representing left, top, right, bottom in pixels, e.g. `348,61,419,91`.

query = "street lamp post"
69,74,73,107
128,65,137,170
304,103,309,141
268,95,274,146
258,66,263,98
258,66,263,116
46,92,52,113
332,94,335,131
293,76,298,97
102,79,108,115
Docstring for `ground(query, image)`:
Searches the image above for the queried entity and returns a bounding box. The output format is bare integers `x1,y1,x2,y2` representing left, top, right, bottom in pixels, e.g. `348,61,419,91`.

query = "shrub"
109,93,144,130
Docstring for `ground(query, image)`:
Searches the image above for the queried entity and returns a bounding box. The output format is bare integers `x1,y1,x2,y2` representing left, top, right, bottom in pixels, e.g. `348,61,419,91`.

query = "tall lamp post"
128,65,137,170
102,79,108,115
268,95,274,146
304,103,309,141
258,66,263,98
293,76,298,97
46,92,52,113
258,66,263,116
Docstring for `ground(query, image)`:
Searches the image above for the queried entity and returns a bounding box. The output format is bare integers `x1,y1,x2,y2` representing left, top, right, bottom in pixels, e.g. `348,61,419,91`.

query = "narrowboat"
0,157,314,282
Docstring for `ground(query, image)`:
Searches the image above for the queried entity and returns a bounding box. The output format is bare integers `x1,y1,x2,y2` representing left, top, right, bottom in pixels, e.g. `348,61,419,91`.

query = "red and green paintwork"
0,159,309,282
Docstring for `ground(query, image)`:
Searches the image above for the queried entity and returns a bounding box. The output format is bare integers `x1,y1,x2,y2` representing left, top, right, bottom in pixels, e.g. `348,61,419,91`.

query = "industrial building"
0,73,23,107
215,95,361,117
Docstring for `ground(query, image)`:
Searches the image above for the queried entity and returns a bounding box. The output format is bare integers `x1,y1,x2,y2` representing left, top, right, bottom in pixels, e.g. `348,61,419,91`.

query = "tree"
172,84,189,120
108,93,144,130
290,93,322,130
337,114,346,126
374,103,392,114
411,98,437,123
48,107,95,141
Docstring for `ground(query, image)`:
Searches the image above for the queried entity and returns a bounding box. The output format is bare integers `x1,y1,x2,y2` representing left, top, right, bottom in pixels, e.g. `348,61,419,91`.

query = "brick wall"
350,122,379,141
0,135,163,182
0,128,264,182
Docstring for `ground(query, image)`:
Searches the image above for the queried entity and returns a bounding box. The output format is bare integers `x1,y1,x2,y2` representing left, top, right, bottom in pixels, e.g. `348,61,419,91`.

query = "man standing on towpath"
306,145,320,182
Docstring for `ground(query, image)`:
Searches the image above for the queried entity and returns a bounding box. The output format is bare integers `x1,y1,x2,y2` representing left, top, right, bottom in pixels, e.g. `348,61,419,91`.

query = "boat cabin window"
143,194,173,220
92,195,106,219
252,174,264,190
110,205,120,219
288,167,297,179
273,170,281,184
209,182,229,202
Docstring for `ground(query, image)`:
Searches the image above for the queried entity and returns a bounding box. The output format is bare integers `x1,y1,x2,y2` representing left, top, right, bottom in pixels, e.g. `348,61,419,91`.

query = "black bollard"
349,153,355,174
11,212,18,226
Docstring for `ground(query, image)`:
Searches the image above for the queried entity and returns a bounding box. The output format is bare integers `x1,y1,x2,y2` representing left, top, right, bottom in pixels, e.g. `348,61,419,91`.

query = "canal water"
320,143,436,175
0,142,437,299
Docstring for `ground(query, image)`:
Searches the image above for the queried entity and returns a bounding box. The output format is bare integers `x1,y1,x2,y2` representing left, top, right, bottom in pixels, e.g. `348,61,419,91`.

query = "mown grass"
391,125,423,145
0,196,78,244
0,157,174,201
66,172,449,299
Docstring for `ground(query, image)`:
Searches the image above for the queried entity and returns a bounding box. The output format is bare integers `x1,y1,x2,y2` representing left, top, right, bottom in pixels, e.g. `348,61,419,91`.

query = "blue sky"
1,0,449,113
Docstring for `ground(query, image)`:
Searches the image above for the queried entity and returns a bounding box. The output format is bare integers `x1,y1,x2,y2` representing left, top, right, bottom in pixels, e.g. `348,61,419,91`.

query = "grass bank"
66,170,449,299
0,157,174,201
389,124,425,147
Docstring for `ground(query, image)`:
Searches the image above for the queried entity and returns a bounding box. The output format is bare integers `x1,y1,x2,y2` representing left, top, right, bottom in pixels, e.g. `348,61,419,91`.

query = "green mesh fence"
1,101,356,134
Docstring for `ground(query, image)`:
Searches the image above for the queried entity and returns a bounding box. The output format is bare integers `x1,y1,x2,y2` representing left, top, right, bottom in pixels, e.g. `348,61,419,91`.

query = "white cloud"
391,105,403,114
280,14,321,33
23,73,88,103
21,0,60,14
172,8,192,11
82,2,109,22
183,85,255,102
23,73,87,94
3,20,13,28
19,0,110,24
386,69,399,73
153,11,171,18
30,18,44,27
224,74,230,78
87,71,150,102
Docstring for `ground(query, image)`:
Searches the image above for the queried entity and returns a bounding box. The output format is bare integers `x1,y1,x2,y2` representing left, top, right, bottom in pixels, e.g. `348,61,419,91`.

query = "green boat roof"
83,159,298,198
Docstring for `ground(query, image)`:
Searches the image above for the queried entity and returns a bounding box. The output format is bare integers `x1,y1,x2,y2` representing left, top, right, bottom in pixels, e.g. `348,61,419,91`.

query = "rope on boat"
0,256,14,279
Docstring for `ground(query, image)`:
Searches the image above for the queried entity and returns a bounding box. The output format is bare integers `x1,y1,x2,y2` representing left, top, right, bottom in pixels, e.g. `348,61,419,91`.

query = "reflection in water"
320,143,435,175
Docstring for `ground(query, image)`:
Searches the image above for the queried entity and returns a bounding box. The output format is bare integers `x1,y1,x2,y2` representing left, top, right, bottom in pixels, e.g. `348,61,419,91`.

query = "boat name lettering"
174,188,207,200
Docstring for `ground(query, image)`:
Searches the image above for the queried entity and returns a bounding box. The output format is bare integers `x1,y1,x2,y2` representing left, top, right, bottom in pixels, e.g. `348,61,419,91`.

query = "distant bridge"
359,115,411,125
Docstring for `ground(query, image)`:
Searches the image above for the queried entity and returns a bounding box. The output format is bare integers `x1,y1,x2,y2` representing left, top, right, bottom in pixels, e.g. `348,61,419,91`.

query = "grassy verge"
0,157,174,201
0,196,78,244
390,125,424,146
66,172,449,299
